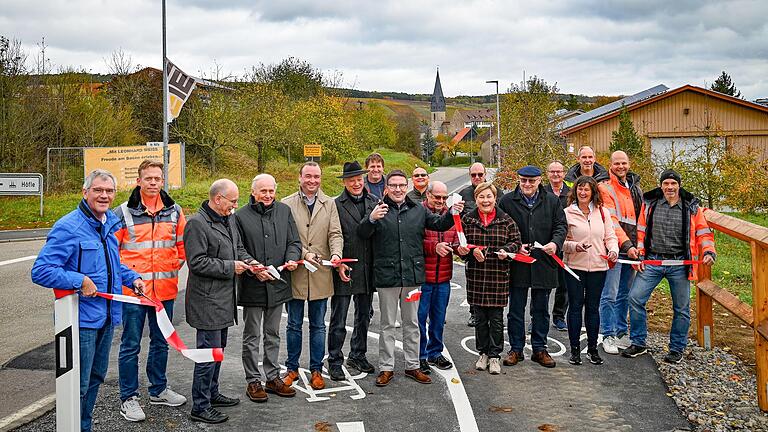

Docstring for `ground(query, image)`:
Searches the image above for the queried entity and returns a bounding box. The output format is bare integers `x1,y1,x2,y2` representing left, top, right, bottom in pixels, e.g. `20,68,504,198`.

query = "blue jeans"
286,298,327,372
566,270,606,351
599,263,636,337
118,299,174,401
418,282,451,360
628,261,691,352
80,322,114,432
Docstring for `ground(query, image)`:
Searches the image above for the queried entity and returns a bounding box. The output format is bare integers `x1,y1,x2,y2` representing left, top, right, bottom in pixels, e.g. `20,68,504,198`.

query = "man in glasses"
32,169,144,432
544,161,570,332
417,181,458,374
359,170,463,387
498,166,567,369
407,167,430,203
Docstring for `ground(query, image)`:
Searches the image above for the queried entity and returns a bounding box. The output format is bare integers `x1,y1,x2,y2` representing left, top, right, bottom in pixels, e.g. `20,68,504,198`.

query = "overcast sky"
2,0,767,99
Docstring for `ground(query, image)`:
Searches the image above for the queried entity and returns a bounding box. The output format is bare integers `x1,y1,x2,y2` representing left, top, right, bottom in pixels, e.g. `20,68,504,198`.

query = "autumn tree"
249,57,325,101
393,111,421,156
350,102,396,150
237,83,290,172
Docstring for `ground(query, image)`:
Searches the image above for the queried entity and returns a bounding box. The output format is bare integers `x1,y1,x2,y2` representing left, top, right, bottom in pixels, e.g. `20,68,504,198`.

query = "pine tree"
609,107,643,158
710,71,741,98
422,131,437,163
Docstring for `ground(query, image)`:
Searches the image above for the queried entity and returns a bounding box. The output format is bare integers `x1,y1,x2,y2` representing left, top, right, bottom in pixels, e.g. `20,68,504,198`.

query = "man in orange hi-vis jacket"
621,169,716,365
114,160,188,422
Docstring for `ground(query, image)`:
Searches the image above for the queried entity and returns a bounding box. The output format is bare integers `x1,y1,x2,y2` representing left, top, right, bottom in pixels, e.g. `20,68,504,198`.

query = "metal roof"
557,84,669,131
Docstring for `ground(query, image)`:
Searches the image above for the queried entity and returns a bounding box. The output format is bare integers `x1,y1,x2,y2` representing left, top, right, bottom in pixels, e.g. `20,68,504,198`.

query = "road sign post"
0,173,44,216
54,293,80,431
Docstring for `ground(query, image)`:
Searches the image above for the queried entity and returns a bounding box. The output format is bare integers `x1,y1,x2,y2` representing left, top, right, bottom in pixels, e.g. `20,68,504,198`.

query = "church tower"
430,68,446,138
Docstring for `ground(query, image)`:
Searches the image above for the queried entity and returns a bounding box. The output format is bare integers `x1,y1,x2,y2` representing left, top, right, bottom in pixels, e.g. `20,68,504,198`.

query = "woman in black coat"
458,182,521,375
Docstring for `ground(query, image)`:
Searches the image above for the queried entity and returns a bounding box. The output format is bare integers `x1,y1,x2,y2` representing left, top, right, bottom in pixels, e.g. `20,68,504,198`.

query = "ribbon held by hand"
405,288,421,302
495,249,537,264
447,193,468,247
534,241,580,281
320,258,359,267
599,255,704,268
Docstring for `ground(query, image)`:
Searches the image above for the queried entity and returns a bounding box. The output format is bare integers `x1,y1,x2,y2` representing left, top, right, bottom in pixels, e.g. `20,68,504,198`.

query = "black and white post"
54,293,80,431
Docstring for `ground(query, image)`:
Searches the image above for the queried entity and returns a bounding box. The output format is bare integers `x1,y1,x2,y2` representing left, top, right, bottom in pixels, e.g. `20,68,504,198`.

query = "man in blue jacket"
32,169,143,432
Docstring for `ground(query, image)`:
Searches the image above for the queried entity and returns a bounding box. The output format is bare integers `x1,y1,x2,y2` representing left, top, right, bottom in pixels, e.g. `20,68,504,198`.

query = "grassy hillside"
344,97,490,122
0,149,427,230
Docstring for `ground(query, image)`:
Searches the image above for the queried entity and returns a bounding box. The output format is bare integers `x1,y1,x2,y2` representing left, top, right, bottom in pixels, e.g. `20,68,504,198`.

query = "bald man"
564,146,609,187
407,167,430,203
185,179,256,424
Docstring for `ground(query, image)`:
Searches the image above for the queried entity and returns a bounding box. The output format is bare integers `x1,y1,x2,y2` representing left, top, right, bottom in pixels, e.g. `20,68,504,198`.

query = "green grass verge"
0,148,428,230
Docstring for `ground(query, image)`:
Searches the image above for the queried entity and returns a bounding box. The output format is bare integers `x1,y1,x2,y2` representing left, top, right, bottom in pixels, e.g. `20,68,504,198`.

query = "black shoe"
568,349,582,365
329,365,345,381
467,315,478,327
346,357,375,374
428,355,453,370
664,351,683,364
190,407,228,424
587,350,604,365
419,359,432,375
621,344,648,358
210,394,240,408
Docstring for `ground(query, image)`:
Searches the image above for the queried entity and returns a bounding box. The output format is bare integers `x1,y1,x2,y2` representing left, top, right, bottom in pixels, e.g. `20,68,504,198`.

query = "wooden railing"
696,209,768,411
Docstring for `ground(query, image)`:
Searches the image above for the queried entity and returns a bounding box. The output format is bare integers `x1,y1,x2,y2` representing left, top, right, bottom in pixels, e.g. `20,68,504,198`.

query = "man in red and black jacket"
419,181,459,374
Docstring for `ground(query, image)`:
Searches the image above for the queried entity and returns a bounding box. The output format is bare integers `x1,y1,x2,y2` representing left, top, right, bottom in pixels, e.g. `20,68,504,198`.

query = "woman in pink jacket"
563,176,618,366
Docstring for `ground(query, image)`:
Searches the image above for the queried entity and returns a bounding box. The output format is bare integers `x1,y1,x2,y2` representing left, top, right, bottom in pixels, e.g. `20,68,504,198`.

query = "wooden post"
752,241,768,412
697,259,714,350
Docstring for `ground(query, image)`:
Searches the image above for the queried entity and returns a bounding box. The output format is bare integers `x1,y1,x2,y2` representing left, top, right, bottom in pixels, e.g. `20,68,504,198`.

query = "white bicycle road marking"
0,255,37,267
337,421,366,432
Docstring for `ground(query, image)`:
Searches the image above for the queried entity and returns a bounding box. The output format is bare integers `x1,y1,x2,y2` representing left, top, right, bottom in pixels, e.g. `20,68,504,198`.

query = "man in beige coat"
281,162,343,390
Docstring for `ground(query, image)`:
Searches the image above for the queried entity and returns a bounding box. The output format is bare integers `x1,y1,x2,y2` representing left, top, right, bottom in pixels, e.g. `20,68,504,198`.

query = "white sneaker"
395,320,401,328
488,358,501,374
615,334,632,349
602,336,619,355
475,354,489,371
120,396,146,422
150,387,187,407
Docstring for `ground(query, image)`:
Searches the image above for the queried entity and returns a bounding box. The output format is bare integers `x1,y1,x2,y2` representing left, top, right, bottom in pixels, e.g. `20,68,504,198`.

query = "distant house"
448,108,496,136
558,84,768,162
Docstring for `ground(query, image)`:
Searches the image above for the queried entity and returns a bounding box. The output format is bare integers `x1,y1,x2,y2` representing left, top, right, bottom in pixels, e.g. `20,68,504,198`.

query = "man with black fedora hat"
498,165,567,369
327,161,378,380
622,169,716,364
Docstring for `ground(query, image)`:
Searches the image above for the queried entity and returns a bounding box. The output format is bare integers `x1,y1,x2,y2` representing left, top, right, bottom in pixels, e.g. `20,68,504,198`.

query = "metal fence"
46,147,84,192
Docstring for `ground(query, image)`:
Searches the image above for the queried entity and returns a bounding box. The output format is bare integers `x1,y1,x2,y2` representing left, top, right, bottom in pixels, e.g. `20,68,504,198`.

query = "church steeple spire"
430,68,446,113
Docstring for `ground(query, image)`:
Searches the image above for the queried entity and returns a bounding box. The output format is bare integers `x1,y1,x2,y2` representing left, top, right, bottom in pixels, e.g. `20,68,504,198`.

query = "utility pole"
486,80,501,169
162,0,169,191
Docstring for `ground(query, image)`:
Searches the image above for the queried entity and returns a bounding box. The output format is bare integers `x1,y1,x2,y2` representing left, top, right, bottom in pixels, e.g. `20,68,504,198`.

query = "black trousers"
475,306,504,358
551,267,568,320
192,328,228,412
566,270,606,351
327,293,372,366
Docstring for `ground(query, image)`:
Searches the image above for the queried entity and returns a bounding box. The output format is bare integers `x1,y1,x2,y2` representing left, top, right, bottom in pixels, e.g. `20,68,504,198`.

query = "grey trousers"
378,286,420,371
242,305,283,383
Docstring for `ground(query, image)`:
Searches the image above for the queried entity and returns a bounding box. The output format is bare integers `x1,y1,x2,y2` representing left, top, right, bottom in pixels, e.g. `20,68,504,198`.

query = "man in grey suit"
184,179,258,424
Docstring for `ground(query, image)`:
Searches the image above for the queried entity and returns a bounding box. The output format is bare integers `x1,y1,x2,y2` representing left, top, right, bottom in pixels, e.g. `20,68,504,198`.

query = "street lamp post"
486,80,501,169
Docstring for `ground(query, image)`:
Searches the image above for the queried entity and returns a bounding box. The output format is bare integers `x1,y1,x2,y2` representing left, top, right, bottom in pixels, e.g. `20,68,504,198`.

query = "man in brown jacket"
281,162,344,391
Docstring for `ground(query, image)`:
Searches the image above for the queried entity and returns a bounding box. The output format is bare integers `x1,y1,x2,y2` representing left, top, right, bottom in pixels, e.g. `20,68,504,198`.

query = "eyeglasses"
470,173,485,178
218,194,239,205
430,195,448,200
519,178,540,184
90,188,116,196
413,173,428,178
387,184,408,190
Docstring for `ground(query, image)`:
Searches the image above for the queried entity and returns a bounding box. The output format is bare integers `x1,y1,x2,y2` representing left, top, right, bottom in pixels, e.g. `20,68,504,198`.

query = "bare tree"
105,48,134,76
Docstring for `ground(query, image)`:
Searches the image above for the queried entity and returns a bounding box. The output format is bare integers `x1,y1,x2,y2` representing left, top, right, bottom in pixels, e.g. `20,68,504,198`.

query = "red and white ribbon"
405,288,421,302
495,250,537,264
600,255,704,268
276,260,318,273
534,241,580,281
95,292,224,363
320,258,359,267
448,193,468,247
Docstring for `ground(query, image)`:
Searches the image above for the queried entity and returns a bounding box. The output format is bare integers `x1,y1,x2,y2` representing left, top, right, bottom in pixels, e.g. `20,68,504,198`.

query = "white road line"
0,393,55,430
0,255,37,267
337,421,366,432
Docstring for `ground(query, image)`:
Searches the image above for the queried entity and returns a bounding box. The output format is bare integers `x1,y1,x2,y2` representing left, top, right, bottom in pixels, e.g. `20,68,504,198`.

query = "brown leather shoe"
265,378,296,398
503,351,524,366
375,371,394,387
309,370,325,390
246,381,268,402
281,370,299,386
404,369,432,384
531,350,556,368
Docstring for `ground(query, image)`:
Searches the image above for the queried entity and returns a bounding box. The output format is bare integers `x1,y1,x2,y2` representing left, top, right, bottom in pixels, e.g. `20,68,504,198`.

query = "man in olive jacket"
235,174,301,402
282,162,344,391
498,166,567,369
328,162,378,381
185,179,255,424
358,170,463,387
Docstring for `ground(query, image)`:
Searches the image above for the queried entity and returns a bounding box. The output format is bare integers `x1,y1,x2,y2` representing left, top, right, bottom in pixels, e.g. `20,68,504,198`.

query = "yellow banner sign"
83,144,183,190
304,144,322,157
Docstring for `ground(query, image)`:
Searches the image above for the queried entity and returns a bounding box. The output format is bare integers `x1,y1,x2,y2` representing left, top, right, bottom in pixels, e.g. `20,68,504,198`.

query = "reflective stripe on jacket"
636,187,716,281
598,171,642,251
114,187,186,301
